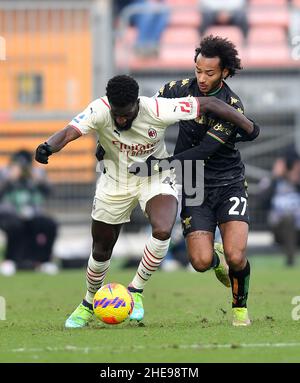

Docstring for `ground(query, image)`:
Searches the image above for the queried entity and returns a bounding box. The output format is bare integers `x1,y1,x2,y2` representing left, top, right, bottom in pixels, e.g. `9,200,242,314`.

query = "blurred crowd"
0,150,58,276
257,146,300,267
115,0,295,58
0,1,299,277
114,0,170,57
1,145,300,275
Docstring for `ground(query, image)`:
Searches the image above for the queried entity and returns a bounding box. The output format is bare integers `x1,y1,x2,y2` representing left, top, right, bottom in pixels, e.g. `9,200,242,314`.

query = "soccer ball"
93,283,134,325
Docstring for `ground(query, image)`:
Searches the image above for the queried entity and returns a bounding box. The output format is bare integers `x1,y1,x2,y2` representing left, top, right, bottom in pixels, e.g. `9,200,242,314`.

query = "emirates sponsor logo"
112,140,159,157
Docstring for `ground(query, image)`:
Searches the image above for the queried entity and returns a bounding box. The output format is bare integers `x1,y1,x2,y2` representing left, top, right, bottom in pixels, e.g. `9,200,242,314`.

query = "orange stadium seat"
246,44,293,67
123,45,195,71
166,0,198,6
0,120,96,184
116,51,160,71
169,10,201,28
115,0,295,71
161,26,199,46
0,137,94,154
0,120,66,136
248,7,290,28
42,150,96,185
248,26,287,45
0,153,95,171
202,26,245,47
158,45,198,68
249,0,288,5
120,26,137,46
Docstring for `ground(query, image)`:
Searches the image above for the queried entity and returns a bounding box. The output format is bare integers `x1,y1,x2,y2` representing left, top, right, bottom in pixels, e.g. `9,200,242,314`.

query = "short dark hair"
283,146,300,171
194,35,242,78
106,75,139,107
11,150,32,166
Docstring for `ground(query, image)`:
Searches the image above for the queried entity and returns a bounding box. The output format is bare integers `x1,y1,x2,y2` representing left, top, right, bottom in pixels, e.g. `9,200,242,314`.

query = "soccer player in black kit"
152,35,260,326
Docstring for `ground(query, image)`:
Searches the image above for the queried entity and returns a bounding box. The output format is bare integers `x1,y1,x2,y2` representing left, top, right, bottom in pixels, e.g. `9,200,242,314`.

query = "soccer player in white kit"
35,75,255,328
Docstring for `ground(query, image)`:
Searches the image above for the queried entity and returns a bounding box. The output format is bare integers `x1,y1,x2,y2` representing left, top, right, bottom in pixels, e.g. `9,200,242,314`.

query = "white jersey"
69,96,200,182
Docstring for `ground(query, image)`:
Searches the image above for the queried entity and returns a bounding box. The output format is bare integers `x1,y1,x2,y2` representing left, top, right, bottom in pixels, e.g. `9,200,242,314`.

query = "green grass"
0,255,300,363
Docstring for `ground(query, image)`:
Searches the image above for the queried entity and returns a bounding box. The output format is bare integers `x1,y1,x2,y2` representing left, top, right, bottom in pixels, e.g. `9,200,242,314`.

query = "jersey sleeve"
168,133,223,162
206,120,237,144
167,100,244,162
68,99,106,135
157,81,179,98
155,96,200,125
157,79,190,99
206,96,245,144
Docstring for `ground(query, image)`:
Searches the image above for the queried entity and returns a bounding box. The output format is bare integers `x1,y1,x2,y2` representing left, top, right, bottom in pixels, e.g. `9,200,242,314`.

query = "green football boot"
213,242,231,288
65,301,94,328
129,292,144,321
232,307,251,326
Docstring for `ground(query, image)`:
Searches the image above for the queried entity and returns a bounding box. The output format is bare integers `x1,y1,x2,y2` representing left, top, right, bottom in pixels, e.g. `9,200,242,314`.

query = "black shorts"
180,181,250,236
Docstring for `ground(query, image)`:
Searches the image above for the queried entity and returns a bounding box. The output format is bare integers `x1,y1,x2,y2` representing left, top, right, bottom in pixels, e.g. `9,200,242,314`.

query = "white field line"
8,342,300,354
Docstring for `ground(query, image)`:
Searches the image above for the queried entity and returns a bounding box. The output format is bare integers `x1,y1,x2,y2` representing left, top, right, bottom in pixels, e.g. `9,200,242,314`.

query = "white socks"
85,254,110,304
84,235,170,302
130,235,171,291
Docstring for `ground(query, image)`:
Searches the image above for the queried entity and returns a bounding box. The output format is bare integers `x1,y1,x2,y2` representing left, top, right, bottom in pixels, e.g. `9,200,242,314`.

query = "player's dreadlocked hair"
194,35,242,78
106,75,139,107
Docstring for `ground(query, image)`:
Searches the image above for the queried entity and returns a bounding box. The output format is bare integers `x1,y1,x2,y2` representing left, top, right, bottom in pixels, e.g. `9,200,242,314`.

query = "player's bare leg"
186,231,230,287
219,221,251,326
129,194,178,321
186,231,214,270
65,220,122,328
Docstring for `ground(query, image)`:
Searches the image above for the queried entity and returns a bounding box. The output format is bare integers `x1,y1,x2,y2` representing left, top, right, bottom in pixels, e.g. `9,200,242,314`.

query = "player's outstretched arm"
198,96,258,138
144,115,259,170
129,117,260,176
35,125,81,164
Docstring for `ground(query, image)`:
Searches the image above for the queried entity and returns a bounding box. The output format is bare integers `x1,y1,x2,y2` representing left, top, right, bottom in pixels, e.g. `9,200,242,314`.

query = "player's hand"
35,142,53,164
128,155,164,177
235,122,260,142
95,141,105,161
128,162,141,176
146,155,163,173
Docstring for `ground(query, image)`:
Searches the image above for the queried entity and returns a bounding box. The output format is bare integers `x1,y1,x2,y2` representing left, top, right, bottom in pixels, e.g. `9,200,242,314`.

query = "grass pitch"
0,255,300,363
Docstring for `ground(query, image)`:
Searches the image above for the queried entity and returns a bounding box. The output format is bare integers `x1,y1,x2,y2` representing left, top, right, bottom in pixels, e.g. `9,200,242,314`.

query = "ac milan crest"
148,128,157,139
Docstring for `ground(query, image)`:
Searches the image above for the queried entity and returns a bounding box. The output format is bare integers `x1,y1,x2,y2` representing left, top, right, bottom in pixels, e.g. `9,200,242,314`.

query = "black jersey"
158,78,246,187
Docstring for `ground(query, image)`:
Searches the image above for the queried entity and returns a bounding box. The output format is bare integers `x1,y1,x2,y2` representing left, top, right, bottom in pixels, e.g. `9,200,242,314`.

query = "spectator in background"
115,0,169,57
258,148,300,266
0,150,58,276
199,0,249,41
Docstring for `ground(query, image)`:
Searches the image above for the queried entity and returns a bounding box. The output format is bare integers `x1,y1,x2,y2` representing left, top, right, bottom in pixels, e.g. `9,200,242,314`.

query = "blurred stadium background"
0,0,300,265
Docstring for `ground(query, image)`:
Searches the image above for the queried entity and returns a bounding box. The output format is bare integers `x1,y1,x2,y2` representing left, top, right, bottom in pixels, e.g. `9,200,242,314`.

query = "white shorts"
91,171,178,224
